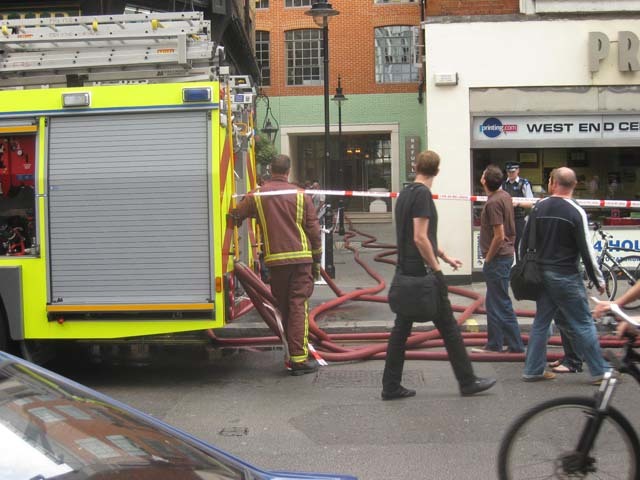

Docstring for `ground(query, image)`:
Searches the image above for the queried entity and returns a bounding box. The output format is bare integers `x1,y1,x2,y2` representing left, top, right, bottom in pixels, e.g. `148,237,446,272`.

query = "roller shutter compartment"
48,112,212,304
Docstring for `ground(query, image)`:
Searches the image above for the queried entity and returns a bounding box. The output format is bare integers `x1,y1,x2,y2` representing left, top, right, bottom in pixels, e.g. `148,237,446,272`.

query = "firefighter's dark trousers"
269,263,314,363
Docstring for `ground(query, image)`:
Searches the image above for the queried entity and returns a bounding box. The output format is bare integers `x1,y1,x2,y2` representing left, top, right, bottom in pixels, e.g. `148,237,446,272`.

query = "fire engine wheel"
0,309,9,352
0,303,19,356
20,340,56,365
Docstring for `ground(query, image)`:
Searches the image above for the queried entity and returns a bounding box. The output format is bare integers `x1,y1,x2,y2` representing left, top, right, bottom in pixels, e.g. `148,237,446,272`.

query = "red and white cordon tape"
234,188,640,209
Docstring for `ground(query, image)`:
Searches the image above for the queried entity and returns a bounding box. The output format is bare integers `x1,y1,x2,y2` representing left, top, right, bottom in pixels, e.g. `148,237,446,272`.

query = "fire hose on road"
211,220,638,363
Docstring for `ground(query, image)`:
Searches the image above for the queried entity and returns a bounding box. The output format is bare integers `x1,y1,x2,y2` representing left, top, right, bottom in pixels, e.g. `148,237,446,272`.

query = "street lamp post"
305,2,339,189
331,75,347,179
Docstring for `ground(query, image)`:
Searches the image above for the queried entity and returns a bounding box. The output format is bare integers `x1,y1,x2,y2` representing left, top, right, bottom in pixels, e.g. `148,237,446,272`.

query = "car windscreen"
0,359,249,480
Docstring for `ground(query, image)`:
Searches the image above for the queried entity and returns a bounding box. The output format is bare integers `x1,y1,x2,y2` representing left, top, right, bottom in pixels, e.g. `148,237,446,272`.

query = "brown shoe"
522,371,556,382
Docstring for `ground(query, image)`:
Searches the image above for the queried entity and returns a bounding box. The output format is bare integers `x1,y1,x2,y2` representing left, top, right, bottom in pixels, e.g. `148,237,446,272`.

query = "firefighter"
232,154,322,376
501,162,534,259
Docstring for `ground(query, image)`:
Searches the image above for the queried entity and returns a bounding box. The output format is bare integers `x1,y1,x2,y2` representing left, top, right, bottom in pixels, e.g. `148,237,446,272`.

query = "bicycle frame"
572,334,640,470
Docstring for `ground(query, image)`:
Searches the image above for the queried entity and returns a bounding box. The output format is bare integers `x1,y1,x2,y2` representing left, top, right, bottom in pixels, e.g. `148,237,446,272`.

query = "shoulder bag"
510,207,543,301
387,183,441,322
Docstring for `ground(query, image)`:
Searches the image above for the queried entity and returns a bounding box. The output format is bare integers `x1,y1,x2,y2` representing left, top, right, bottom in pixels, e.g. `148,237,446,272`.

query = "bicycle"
497,314,640,479
585,222,640,309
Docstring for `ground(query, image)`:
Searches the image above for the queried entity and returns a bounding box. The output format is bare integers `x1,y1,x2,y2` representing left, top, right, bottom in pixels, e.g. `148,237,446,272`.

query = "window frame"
374,25,420,84
285,0,312,7
285,29,324,87
256,30,271,87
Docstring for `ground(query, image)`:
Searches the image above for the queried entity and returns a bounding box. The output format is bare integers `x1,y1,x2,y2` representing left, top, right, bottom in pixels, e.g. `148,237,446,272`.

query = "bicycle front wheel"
616,255,640,309
498,396,640,480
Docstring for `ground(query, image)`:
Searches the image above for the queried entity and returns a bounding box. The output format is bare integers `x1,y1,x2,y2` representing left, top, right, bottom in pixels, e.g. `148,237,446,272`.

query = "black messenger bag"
388,268,440,322
510,207,543,301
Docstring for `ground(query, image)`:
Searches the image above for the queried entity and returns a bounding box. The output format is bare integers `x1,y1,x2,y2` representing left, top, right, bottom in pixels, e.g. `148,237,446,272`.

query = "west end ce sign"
589,31,640,72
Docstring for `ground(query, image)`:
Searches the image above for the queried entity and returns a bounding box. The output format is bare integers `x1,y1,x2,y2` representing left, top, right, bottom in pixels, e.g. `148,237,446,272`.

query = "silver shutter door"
48,111,212,304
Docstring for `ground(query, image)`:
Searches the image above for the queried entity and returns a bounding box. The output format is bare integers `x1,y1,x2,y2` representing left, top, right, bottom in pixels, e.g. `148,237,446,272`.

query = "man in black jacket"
521,167,609,383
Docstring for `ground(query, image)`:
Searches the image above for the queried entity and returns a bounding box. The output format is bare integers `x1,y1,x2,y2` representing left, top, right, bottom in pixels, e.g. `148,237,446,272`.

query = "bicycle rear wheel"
586,264,616,300
615,255,640,309
498,396,639,480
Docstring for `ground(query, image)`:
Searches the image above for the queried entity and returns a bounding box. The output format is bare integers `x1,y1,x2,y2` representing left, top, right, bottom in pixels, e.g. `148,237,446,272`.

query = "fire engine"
0,12,258,360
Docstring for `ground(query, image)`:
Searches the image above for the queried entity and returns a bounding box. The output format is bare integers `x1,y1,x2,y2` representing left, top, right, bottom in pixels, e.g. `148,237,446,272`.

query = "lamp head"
305,2,339,27
261,118,279,144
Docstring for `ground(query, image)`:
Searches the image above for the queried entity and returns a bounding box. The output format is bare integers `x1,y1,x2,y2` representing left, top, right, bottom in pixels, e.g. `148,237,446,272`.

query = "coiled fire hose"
210,221,637,363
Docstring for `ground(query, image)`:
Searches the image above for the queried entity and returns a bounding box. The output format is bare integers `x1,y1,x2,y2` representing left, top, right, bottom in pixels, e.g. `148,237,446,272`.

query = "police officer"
502,162,534,259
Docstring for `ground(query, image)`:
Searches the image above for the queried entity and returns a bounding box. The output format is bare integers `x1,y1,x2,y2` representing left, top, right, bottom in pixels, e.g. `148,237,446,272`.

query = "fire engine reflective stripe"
296,191,309,253
46,303,214,313
0,125,37,134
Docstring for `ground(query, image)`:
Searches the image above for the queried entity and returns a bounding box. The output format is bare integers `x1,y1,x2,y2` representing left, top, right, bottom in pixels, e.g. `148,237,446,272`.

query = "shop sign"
473,115,640,143
405,135,420,180
589,31,640,72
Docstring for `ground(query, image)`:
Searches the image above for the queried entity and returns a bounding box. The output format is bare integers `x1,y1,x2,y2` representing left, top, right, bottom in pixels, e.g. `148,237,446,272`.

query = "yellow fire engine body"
0,81,256,348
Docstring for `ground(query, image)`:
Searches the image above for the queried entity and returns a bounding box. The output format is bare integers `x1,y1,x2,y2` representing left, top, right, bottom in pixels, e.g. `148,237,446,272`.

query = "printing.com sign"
479,117,518,138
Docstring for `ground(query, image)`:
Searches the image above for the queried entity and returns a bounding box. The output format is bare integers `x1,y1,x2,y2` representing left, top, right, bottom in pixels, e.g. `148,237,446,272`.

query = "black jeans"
382,287,476,393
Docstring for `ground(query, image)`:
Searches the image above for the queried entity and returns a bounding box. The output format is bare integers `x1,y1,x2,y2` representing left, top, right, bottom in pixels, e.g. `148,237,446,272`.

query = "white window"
56,405,92,420
256,31,271,86
76,438,120,459
28,407,64,423
374,0,417,3
285,29,323,86
375,26,420,83
286,0,312,6
107,435,147,456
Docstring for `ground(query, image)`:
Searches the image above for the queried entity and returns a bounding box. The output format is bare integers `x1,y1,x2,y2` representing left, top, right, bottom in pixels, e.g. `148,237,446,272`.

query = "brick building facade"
255,0,427,210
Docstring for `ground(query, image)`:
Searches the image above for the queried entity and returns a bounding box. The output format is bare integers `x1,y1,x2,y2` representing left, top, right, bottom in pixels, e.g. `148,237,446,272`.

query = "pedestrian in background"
521,167,609,383
233,154,323,376
381,150,496,400
472,164,524,354
502,162,534,259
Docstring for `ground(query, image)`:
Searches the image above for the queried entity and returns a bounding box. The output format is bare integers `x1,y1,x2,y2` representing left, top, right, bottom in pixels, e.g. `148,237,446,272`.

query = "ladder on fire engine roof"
0,12,219,88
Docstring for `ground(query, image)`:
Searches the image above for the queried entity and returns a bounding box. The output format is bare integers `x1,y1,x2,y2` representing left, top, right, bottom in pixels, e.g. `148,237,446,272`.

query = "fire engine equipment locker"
48,111,213,305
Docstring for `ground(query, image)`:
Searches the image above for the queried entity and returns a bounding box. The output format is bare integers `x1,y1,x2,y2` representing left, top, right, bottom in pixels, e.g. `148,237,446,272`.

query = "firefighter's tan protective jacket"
234,174,322,267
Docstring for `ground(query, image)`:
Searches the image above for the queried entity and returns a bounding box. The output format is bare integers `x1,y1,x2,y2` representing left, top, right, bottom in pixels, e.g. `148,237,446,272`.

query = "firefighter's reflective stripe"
295,192,309,253
290,298,309,363
254,189,313,264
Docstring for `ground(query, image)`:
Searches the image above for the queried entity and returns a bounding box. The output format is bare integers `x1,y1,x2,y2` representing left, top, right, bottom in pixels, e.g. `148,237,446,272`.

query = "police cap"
506,162,520,172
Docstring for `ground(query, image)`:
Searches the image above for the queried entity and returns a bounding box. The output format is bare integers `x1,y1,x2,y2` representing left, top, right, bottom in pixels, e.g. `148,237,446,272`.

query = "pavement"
217,221,538,338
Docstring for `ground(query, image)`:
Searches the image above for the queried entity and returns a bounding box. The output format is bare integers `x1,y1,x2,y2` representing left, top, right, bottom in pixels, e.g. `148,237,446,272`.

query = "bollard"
324,203,336,278
337,199,345,236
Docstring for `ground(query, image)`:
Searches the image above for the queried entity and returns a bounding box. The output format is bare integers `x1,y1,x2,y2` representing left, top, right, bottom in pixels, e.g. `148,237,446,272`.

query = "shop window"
374,26,420,83
0,134,36,256
256,0,269,8
285,29,323,86
285,0,312,6
256,31,271,86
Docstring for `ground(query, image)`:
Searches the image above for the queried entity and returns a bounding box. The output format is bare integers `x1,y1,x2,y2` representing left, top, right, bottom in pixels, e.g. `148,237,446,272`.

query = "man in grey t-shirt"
472,164,524,354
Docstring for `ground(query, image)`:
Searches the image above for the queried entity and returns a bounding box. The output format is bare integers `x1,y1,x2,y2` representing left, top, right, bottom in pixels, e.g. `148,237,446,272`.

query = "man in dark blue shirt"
520,167,609,383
